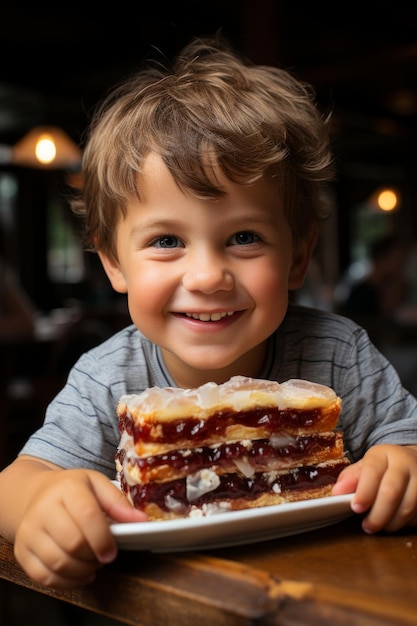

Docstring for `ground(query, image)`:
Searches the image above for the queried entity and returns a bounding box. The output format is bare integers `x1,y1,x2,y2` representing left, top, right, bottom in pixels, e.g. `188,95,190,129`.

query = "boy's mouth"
184,312,235,322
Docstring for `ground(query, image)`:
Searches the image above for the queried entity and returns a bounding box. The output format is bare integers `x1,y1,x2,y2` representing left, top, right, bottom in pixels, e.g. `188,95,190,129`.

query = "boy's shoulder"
285,303,361,335
88,322,139,353
271,303,374,392
73,323,152,371
278,303,368,364
64,323,161,397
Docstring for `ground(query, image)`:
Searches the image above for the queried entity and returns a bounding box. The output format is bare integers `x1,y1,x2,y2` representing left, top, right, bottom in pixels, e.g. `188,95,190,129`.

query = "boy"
0,36,416,589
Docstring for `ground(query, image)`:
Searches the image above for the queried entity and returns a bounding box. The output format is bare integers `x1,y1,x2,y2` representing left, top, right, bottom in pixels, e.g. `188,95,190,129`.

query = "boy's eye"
229,231,259,245
152,235,182,248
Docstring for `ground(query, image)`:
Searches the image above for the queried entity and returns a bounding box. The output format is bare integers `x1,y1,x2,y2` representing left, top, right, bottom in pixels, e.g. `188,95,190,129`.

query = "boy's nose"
182,254,234,293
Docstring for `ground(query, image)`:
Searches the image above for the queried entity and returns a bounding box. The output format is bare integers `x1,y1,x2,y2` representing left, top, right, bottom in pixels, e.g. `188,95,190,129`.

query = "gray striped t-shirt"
20,303,417,478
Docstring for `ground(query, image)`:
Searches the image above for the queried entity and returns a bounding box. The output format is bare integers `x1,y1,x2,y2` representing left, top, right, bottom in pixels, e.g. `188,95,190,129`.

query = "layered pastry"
115,376,350,520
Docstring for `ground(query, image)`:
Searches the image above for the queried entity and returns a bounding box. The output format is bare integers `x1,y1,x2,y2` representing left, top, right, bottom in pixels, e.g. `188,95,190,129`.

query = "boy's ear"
97,251,128,294
288,226,318,290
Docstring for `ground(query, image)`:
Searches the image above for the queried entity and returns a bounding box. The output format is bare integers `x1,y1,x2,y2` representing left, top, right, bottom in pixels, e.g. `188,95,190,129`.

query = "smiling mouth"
184,312,235,322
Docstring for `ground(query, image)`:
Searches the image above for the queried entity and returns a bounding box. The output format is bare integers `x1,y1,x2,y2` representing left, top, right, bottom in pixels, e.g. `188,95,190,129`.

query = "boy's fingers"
68,475,146,564
90,476,147,523
332,463,361,496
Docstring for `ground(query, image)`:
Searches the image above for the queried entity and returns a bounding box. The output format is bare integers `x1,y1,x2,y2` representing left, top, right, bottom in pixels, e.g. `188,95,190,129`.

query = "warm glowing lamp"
12,126,82,169
376,188,399,212
367,187,401,213
35,134,57,164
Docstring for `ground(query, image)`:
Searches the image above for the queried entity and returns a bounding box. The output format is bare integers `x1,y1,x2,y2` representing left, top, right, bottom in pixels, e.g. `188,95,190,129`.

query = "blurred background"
2,2,417,311
2,0,417,458
1,3,417,623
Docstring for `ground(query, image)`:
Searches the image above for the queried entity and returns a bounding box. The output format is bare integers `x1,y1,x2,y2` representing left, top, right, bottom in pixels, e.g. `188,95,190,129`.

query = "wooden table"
1,513,416,626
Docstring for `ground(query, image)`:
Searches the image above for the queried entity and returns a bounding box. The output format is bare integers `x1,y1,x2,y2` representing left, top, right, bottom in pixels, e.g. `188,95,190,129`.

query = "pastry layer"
117,376,342,457
116,431,344,483
119,458,350,520
118,377,340,421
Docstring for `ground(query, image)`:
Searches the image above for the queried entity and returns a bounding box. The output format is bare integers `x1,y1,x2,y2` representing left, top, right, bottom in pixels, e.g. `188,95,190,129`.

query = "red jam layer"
122,459,349,513
116,433,342,480
118,405,338,444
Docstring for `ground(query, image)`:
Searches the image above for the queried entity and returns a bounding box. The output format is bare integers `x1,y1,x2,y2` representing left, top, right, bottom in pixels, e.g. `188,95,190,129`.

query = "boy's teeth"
185,312,234,321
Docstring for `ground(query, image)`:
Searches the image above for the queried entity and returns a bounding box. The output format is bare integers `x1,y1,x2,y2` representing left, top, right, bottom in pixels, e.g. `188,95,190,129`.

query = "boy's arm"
333,444,417,533
0,456,59,542
0,455,146,588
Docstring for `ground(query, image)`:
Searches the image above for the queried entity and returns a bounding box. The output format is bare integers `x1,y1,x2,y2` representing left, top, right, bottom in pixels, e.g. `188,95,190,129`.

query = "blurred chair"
2,312,119,468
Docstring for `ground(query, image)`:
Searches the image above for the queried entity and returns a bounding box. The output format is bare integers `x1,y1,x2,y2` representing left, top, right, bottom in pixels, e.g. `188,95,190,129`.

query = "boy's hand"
332,444,417,533
13,467,146,589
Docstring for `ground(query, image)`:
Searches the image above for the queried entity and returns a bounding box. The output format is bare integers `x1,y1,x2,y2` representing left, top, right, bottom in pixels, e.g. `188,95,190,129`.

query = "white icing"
233,456,255,477
189,501,232,517
270,433,297,448
118,375,339,421
164,495,187,513
117,430,132,451
186,469,220,502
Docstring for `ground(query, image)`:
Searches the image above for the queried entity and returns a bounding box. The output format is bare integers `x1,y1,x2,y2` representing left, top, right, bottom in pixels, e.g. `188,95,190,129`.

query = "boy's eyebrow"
129,219,183,235
129,214,277,237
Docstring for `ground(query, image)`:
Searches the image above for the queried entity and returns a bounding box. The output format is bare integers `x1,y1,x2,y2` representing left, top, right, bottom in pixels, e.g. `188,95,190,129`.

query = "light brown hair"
71,36,335,260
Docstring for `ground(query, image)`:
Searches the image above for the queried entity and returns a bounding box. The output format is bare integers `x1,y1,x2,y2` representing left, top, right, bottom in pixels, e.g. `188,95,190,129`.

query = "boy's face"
99,153,314,387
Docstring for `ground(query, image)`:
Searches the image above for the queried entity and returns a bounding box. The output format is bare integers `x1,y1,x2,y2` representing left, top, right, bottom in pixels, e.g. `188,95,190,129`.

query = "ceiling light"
11,126,82,169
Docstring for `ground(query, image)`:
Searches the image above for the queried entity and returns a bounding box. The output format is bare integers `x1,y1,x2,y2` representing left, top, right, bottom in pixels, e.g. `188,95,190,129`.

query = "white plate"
110,493,354,552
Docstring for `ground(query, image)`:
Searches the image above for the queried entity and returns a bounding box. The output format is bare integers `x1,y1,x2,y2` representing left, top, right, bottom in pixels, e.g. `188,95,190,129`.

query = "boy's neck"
161,341,269,389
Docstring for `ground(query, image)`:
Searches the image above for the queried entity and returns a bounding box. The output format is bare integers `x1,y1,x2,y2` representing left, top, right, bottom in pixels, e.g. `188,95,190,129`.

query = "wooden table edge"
1,536,415,626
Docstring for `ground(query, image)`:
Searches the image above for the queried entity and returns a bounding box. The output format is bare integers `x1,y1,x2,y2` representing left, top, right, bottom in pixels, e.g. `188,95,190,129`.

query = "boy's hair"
71,36,335,260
